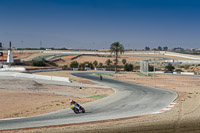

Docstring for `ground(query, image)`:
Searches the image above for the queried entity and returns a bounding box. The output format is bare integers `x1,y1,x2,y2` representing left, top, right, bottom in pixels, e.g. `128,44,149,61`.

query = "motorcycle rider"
70,100,77,107
100,75,103,80
70,100,85,113
70,100,80,110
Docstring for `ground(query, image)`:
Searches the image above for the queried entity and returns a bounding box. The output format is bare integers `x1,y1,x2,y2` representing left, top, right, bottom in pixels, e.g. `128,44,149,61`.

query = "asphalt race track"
0,72,177,130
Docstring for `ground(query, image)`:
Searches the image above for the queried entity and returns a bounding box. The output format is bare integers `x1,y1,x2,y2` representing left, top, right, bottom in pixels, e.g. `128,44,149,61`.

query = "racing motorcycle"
70,100,85,114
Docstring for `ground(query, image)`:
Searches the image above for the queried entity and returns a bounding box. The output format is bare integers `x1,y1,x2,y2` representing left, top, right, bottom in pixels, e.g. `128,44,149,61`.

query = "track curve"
0,72,177,130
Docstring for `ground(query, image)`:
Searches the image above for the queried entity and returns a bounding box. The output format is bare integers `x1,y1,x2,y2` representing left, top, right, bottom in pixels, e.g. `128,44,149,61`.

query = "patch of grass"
51,100,59,103
181,98,185,101
118,72,125,74
61,101,66,104
36,107,40,110
136,72,153,77
14,113,20,116
88,95,107,98
56,104,60,106
96,73,113,76
187,96,192,98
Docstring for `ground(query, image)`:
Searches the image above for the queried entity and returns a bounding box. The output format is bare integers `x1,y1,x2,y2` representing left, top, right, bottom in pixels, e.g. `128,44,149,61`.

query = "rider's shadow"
83,111,92,114
71,111,93,115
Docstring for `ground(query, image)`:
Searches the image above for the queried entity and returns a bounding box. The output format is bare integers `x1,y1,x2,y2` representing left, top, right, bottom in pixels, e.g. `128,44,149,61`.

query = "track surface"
0,72,177,130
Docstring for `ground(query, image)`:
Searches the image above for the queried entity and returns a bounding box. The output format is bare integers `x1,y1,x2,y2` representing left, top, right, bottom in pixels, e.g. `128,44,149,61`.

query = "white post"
7,50,14,65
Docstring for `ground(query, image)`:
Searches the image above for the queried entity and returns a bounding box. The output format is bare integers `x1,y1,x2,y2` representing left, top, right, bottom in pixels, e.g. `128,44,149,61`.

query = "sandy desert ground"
2,71,200,133
0,77,113,119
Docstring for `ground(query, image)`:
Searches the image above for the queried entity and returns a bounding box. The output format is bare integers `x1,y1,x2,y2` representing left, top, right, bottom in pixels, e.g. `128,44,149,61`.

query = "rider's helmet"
70,100,74,103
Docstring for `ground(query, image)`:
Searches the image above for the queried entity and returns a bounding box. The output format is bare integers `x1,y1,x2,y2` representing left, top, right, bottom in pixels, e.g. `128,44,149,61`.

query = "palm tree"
110,42,124,73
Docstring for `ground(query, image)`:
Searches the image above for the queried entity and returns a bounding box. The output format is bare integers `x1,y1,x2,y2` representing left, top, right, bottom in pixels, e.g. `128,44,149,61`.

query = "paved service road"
0,72,177,130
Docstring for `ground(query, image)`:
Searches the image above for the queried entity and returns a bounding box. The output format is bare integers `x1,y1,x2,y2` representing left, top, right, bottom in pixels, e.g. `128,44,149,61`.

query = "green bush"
83,61,94,69
175,69,183,72
184,65,190,70
33,60,46,66
80,63,85,69
148,65,154,72
124,63,134,71
31,59,58,67
134,65,140,70
105,59,112,66
165,63,175,72
122,59,127,65
62,65,68,69
98,63,103,68
70,61,79,68
93,60,98,67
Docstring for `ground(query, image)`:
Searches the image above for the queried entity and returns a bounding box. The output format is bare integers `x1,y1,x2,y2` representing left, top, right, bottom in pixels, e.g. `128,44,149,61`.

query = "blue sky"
1,0,200,49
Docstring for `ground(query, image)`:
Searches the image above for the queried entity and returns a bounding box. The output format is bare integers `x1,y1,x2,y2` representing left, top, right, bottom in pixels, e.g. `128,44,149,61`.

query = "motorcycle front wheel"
73,108,79,114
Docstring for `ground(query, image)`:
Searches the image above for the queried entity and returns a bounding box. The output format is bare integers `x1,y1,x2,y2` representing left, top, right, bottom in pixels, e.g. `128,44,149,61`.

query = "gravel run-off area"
0,76,113,119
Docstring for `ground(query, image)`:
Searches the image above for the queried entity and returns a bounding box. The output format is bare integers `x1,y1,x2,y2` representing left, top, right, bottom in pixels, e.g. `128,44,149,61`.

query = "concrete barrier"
154,71,164,74
51,76,70,82
151,71,195,75
95,68,106,71
33,74,52,80
180,72,194,75
0,67,26,71
0,72,70,82
28,68,62,73
173,72,194,75
160,51,200,60
165,60,200,64
15,73,35,79
42,50,162,55
0,72,17,77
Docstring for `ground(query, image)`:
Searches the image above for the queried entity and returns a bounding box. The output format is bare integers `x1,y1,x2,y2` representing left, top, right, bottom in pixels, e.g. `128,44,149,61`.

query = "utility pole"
40,41,42,49
153,51,156,80
21,40,24,53
153,59,156,79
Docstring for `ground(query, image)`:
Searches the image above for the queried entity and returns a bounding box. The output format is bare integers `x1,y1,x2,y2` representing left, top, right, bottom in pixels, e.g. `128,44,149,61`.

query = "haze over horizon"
1,0,200,49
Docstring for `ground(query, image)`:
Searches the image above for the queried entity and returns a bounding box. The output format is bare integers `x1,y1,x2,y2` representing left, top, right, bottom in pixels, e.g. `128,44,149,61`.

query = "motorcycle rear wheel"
81,106,85,113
